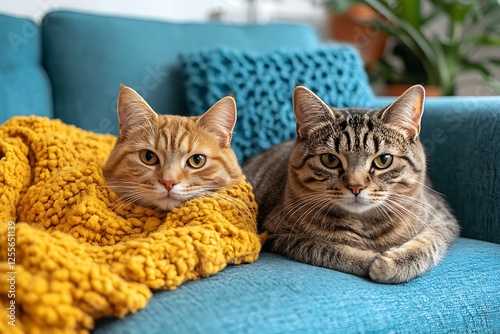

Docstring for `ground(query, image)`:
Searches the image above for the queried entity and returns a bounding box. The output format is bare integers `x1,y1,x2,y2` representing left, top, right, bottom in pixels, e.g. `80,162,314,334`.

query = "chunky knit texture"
181,46,374,162
0,116,261,333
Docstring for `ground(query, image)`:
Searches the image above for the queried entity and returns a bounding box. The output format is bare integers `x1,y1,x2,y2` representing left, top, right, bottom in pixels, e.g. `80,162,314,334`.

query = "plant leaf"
475,36,500,46
363,0,440,77
461,61,493,77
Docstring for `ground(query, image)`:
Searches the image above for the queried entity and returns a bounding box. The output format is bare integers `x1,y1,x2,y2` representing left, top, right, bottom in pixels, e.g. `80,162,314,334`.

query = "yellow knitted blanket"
0,116,261,333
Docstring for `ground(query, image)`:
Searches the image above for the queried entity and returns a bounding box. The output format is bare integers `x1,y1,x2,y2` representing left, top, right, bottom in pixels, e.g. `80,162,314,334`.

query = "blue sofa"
1,10,499,333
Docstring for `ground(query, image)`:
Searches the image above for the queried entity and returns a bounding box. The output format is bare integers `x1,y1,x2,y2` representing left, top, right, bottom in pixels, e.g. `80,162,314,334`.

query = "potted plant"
322,0,500,96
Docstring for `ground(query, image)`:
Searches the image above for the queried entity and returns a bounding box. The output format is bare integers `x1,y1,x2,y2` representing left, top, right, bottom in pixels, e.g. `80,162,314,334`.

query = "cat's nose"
160,179,178,191
346,184,366,196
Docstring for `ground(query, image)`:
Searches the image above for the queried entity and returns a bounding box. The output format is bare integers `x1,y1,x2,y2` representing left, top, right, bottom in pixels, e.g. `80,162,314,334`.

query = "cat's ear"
117,84,157,136
197,96,237,147
293,85,334,139
380,84,425,138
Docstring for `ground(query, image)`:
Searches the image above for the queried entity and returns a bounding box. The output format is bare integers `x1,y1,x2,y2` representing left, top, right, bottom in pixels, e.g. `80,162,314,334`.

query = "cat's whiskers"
413,180,446,197
109,195,142,214
280,192,336,237
108,198,131,214
384,198,431,232
108,190,149,211
367,189,421,236
269,191,327,234
393,193,440,216
376,201,418,238
292,197,334,243
372,202,396,228
100,179,157,195
114,192,150,209
203,192,256,232
388,193,447,228
103,178,158,213
98,179,145,188
288,195,332,243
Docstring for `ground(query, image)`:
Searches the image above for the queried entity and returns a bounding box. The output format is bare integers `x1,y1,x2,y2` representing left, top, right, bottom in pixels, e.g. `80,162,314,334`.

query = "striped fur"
103,86,241,211
244,85,459,283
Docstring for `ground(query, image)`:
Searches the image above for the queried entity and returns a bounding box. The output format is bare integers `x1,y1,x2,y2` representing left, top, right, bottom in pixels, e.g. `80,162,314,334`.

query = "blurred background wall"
1,0,498,96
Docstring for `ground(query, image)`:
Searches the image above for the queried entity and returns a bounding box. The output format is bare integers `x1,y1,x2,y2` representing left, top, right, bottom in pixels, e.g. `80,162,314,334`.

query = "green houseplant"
323,0,500,95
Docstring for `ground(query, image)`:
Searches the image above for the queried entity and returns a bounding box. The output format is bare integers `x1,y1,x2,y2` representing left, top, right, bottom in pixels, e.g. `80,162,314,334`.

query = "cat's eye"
187,154,207,169
320,153,341,168
373,154,393,169
139,150,159,165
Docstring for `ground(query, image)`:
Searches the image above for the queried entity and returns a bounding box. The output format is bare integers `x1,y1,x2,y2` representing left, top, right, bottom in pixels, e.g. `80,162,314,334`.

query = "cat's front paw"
370,246,431,284
369,254,399,284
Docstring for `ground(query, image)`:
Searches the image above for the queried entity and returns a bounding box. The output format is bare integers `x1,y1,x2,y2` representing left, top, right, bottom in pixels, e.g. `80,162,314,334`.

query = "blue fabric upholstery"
370,96,500,245
0,14,52,124
41,11,320,134
181,46,374,162
94,237,500,333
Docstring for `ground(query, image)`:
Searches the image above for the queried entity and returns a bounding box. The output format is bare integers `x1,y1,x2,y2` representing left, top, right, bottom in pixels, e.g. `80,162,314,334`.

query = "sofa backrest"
41,11,321,134
0,14,53,124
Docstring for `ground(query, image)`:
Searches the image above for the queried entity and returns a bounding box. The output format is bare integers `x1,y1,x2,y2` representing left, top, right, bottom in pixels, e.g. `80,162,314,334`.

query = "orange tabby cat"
103,85,242,210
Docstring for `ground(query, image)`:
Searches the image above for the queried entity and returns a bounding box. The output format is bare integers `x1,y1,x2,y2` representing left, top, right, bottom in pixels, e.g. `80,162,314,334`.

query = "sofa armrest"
371,96,500,244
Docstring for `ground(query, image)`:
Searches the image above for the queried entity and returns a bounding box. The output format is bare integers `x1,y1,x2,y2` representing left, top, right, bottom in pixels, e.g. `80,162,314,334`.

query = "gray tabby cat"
243,85,459,283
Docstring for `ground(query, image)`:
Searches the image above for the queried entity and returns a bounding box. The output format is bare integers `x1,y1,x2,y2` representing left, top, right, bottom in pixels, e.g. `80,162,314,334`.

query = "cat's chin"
153,198,184,211
337,198,378,214
339,204,375,214
149,191,186,211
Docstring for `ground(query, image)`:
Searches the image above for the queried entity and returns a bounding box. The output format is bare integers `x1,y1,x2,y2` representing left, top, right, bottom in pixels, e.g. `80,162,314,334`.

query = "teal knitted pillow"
181,46,374,162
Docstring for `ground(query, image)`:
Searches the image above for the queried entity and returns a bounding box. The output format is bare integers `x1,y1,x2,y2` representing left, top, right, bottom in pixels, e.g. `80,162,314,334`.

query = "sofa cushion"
181,46,373,162
0,14,52,124
94,237,500,333
41,10,321,134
